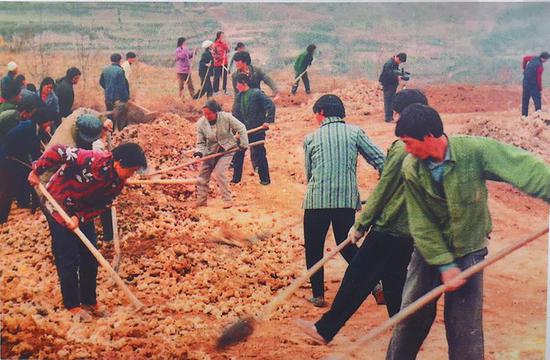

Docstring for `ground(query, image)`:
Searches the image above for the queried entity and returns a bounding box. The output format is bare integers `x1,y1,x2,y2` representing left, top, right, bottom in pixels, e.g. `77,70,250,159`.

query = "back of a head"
235,42,245,51
126,51,137,60
66,67,82,80
392,89,428,114
307,44,316,54
111,53,122,63
33,106,57,125
14,74,25,87
233,51,251,65
216,31,223,40
312,94,346,118
18,93,41,112
397,53,407,63
26,83,37,92
395,104,443,140
177,37,186,47
5,78,22,101
112,142,147,170
235,73,250,86
541,51,550,60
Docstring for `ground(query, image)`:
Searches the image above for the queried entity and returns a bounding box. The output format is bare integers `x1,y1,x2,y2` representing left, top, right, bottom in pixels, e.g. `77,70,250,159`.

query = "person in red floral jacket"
28,143,147,321
212,31,230,94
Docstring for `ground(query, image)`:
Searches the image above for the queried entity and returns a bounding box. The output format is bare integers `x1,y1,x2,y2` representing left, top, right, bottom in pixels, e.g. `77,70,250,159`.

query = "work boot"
296,319,327,345
69,306,93,322
308,296,327,308
82,303,110,318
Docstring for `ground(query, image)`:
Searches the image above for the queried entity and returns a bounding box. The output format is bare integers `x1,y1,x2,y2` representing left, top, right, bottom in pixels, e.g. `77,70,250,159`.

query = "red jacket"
33,145,124,225
213,40,230,67
523,55,544,91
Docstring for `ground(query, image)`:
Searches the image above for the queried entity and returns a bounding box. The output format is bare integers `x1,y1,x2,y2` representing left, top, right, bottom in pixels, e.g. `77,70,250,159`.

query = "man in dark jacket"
1,62,18,100
379,53,407,123
231,73,275,185
291,44,316,95
56,67,82,120
99,54,129,112
231,51,278,97
522,51,549,117
194,40,214,100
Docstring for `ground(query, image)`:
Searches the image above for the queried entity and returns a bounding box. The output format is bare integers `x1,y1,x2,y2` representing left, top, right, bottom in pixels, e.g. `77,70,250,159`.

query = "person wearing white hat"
1,61,19,101
194,40,214,99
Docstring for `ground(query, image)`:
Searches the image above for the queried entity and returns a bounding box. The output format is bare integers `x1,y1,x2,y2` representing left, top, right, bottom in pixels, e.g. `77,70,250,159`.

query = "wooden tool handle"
37,183,143,309
127,178,197,185
111,206,121,273
326,225,549,360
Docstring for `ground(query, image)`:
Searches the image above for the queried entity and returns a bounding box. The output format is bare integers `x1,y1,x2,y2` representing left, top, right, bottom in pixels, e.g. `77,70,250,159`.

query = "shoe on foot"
308,296,327,308
260,180,270,186
295,319,327,345
230,179,241,184
69,306,93,322
82,303,110,318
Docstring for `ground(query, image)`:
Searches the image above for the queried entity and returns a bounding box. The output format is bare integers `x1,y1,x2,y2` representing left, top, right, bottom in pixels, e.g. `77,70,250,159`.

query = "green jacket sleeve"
479,138,550,202
354,141,404,232
259,91,276,123
403,160,455,265
257,68,278,96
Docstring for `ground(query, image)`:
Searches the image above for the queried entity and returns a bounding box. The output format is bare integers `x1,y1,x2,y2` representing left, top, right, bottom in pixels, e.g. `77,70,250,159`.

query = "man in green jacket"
291,44,316,95
297,89,428,343
386,104,550,360
231,51,278,97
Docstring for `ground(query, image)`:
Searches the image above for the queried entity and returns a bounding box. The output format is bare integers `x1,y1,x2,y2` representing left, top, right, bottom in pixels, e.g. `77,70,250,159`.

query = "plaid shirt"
303,117,385,209
33,145,124,225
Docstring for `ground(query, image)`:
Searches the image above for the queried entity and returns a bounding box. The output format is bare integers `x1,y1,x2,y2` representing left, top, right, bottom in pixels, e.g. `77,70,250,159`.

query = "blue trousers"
521,85,541,116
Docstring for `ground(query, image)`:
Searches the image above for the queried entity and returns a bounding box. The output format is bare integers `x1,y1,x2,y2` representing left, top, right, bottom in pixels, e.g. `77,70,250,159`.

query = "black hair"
395,104,443,140
39,77,55,94
126,51,137,59
235,42,245,51
26,83,37,92
396,53,407,62
216,31,223,40
203,99,222,113
392,89,428,114
66,67,82,80
312,94,346,118
112,142,147,169
307,44,316,54
18,94,42,112
14,74,25,88
234,73,250,86
541,51,550,60
32,106,57,125
4,78,22,100
110,53,122,63
177,37,186,47
233,51,251,65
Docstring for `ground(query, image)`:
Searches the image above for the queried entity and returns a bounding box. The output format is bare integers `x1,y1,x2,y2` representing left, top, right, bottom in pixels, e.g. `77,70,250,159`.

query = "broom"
216,235,358,348
324,225,549,360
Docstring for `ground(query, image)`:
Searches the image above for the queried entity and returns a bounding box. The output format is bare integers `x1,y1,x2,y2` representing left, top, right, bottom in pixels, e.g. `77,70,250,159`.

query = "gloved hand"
193,151,203,158
347,227,365,244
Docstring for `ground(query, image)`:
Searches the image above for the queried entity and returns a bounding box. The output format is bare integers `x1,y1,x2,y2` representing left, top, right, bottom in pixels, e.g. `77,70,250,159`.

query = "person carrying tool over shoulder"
28,143,147,322
297,89,428,344
291,44,316,95
521,51,549,117
194,99,248,208
231,73,275,185
301,94,385,308
379,53,407,123
385,104,550,360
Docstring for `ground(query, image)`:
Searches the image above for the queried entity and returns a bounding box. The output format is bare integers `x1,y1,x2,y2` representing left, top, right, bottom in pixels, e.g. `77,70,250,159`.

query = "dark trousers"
386,248,487,360
291,72,310,94
521,85,542,116
315,231,414,342
105,101,114,111
0,166,16,224
195,74,213,99
231,133,270,183
99,208,114,241
383,86,397,122
13,162,32,208
48,218,99,309
213,66,228,93
177,73,195,96
303,208,359,298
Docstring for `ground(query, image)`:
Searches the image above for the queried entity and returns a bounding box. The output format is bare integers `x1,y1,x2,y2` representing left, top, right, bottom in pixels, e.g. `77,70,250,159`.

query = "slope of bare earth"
1,75,549,359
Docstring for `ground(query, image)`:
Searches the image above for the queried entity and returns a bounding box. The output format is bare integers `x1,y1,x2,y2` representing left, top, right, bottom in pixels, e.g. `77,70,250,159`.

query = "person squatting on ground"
231,51,278,97
99,53,130,114
385,104,550,360
175,37,197,98
231,73,275,185
28,143,147,322
297,89,428,343
291,44,316,95
521,51,549,117
379,52,407,123
194,99,248,208
195,40,215,100
302,94,385,307
212,31,230,94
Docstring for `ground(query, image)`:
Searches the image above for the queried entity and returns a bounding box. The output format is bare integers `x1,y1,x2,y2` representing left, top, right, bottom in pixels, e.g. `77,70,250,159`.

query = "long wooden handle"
147,140,265,177
259,236,355,321
127,178,198,185
37,183,143,309
326,225,549,360
111,206,121,273
293,69,308,83
197,60,214,98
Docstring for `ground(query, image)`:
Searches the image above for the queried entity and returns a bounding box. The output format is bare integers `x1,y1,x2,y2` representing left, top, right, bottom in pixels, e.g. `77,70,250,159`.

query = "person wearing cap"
1,61,19,100
231,51,278,97
194,40,214,100
212,31,230,95
99,53,129,113
231,73,275,185
122,52,138,101
379,52,408,123
194,99,248,208
56,67,81,122
229,42,247,73
175,37,197,98
28,142,147,321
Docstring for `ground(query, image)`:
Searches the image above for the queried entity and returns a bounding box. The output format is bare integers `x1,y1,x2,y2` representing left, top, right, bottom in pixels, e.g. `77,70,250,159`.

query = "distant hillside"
0,2,549,85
